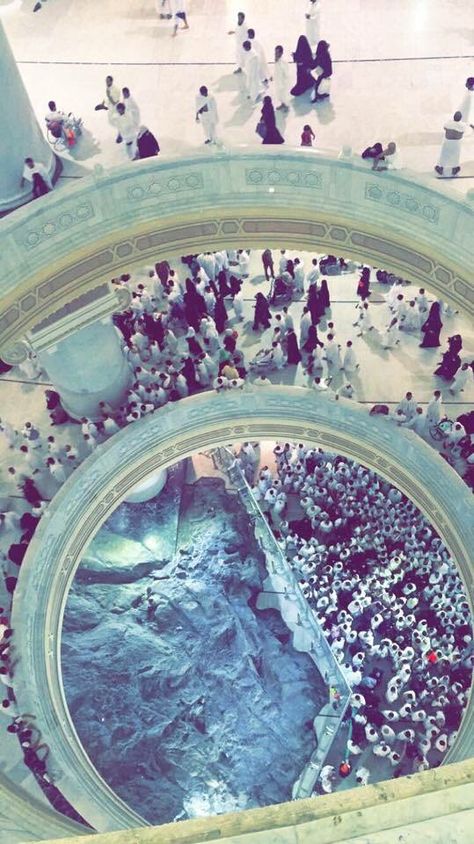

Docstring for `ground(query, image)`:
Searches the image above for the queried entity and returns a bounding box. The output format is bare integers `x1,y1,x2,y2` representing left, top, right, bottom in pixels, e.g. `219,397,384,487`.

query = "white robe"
382,322,398,348
403,307,421,332
458,88,473,123
438,119,470,169
124,96,141,129
403,413,426,437
426,397,443,426
197,252,217,279
305,0,321,45
325,341,341,367
450,367,470,393
233,292,244,319
111,110,139,146
342,347,358,372
273,57,290,106
234,21,248,69
244,48,264,102
294,263,305,290
104,83,121,125
252,38,270,81
195,93,218,142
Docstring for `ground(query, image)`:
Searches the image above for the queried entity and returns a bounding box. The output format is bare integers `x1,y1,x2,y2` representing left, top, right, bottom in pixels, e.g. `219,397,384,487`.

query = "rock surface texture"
62,469,325,825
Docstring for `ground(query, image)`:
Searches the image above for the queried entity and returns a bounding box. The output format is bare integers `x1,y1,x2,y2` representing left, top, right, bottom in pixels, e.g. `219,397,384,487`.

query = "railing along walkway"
212,447,351,799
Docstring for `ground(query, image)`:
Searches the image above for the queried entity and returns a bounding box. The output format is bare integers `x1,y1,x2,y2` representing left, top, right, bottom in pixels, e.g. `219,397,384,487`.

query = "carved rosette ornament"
1,338,31,364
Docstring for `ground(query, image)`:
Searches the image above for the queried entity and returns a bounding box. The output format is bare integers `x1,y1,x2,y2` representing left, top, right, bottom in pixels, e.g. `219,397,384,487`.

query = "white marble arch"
10,387,474,833
0,147,473,359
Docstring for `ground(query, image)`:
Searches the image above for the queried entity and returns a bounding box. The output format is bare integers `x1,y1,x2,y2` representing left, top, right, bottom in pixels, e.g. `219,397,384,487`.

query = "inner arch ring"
11,387,474,832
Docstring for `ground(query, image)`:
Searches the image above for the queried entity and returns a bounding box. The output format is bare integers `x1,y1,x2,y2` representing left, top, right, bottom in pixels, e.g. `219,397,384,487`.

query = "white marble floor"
1,0,473,186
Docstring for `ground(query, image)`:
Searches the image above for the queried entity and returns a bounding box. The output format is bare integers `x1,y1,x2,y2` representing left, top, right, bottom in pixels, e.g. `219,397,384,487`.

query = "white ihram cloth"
305,0,321,45
274,58,290,105
244,48,264,102
252,38,270,81
195,93,218,142
458,89,473,123
438,119,470,169
234,20,248,68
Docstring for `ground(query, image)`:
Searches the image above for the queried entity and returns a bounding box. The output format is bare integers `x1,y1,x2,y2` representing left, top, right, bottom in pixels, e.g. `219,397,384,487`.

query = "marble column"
0,20,58,212
37,318,132,420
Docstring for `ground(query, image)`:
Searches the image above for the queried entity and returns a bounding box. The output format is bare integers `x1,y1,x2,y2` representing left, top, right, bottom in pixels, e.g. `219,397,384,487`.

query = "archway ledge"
0,148,473,354
10,387,474,832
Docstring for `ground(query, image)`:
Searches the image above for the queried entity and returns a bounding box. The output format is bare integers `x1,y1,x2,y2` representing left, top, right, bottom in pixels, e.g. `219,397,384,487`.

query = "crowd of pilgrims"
0,246,473,798
235,440,473,791
107,249,472,484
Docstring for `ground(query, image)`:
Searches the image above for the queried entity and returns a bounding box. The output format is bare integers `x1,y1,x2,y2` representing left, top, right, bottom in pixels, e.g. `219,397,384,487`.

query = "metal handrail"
213,447,351,798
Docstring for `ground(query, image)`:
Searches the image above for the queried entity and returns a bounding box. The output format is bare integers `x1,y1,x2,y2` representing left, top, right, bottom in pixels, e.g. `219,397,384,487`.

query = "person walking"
286,330,302,364
259,96,284,144
95,75,121,124
458,77,474,124
21,158,53,199
243,40,264,104
170,0,189,37
261,248,275,280
290,35,315,96
247,29,270,84
435,112,473,177
305,0,321,46
341,340,359,373
420,302,443,348
311,40,332,102
195,86,218,144
253,292,272,331
122,87,141,125
111,103,139,159
273,45,290,111
357,267,371,301
229,11,249,74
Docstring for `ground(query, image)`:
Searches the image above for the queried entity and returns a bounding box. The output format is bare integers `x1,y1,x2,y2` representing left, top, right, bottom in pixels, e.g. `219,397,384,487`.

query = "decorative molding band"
10,388,474,833
246,167,323,188
0,148,472,354
365,182,440,224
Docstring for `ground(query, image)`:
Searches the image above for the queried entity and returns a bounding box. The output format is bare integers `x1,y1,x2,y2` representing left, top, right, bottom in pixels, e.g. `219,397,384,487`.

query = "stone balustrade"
1,147,473,360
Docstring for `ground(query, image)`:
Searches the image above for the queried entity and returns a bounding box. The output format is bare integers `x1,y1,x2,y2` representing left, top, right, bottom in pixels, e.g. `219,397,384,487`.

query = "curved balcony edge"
0,147,473,355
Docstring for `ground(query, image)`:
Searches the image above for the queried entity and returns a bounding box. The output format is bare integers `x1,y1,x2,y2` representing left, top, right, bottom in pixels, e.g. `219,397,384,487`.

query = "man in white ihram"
242,40,264,104
435,111,474,177
228,11,249,74
112,102,140,159
247,28,270,83
273,45,290,111
195,86,218,144
122,87,141,126
305,0,321,46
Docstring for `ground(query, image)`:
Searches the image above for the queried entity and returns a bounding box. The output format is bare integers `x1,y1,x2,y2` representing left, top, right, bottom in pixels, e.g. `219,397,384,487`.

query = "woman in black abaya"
183,278,207,332
312,40,333,102
253,292,272,331
290,35,315,95
260,96,285,144
319,278,331,312
214,296,228,334
307,283,324,323
303,323,324,354
286,330,302,364
419,302,442,348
